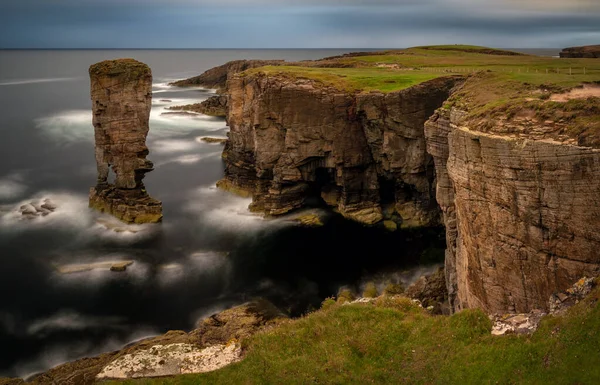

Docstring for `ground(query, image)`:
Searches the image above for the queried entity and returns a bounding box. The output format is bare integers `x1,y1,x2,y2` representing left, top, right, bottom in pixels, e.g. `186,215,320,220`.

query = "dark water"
0,50,448,378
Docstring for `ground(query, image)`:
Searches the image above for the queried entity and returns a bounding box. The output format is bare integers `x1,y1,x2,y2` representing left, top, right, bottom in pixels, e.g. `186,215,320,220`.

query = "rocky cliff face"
170,60,285,91
88,59,162,224
220,74,462,226
220,70,600,314
426,107,600,313
559,45,600,58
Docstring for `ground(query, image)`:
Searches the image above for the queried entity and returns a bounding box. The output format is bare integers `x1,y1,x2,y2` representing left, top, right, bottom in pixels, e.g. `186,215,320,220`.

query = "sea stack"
88,59,162,224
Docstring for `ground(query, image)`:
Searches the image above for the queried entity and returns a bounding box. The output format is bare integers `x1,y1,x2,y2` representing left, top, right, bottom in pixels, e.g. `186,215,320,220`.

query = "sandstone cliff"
219,67,600,314
560,45,600,58
88,59,162,224
220,73,463,226
426,104,600,313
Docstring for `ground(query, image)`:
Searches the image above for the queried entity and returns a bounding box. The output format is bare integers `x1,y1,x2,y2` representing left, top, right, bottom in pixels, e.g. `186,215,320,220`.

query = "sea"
0,48,558,378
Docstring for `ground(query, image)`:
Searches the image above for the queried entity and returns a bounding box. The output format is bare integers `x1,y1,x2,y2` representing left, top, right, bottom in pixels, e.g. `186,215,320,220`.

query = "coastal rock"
168,95,228,117
56,260,134,274
491,277,597,336
405,267,447,312
220,73,462,226
559,45,600,58
88,59,162,224
169,60,285,91
96,343,241,379
30,300,286,384
18,199,57,219
199,137,228,144
425,106,600,314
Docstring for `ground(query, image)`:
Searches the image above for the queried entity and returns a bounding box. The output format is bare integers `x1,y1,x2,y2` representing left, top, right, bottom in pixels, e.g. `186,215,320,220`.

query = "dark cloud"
0,1,598,48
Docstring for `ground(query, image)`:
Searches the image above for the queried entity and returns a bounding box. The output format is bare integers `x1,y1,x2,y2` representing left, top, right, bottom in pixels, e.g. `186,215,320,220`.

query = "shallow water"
0,49,448,378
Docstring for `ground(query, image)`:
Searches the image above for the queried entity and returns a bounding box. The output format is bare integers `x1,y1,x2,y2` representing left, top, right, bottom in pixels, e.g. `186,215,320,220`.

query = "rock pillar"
88,59,162,223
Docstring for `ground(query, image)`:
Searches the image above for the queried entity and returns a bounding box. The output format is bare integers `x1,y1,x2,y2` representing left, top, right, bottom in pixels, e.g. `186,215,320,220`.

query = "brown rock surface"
426,106,600,314
559,45,600,58
88,59,162,224
169,60,285,91
221,73,462,226
168,95,228,117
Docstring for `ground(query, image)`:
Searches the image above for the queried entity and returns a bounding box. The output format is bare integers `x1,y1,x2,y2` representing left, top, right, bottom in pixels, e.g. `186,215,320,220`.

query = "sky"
0,0,599,49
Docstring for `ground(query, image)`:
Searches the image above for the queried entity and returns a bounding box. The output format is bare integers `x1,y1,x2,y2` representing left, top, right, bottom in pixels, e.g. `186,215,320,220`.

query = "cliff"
169,60,285,91
426,104,600,313
560,45,600,58
220,73,463,226
216,46,600,314
88,59,162,224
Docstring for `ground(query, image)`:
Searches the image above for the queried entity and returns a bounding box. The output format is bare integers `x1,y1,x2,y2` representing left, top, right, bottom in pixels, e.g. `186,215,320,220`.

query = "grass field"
111,280,600,385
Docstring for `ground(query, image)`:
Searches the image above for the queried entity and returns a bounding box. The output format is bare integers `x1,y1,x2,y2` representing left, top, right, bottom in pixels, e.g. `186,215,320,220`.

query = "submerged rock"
168,95,228,117
88,59,162,224
56,260,134,274
199,137,228,144
18,198,57,219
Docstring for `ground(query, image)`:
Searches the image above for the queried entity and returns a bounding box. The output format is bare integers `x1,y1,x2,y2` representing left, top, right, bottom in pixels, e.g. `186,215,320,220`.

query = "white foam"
15,324,159,380
184,185,291,232
34,110,93,144
155,151,222,167
27,310,125,335
0,173,26,201
152,139,199,154
0,77,78,86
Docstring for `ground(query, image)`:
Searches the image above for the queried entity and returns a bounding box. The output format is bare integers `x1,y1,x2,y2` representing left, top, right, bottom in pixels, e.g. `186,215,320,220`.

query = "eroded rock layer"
426,107,600,313
89,59,162,224
220,73,462,227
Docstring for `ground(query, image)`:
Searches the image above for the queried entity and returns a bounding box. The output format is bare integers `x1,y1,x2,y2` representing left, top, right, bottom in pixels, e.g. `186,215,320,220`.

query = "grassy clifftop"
114,281,600,384
240,45,600,146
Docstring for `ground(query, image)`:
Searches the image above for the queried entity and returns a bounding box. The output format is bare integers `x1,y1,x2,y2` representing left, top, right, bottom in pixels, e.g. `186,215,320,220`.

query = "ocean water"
0,49,449,378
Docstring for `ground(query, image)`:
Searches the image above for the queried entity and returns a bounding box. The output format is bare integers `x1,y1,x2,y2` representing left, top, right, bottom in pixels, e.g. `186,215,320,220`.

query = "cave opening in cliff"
304,167,336,208
378,177,396,206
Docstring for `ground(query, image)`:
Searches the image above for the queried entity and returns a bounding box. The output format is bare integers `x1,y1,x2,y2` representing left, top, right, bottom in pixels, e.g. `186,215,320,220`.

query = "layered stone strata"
220,73,462,227
89,59,162,224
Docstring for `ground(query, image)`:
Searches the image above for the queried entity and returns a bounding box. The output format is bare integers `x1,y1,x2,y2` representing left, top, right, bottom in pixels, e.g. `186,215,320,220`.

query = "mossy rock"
363,282,379,298
336,288,356,304
89,58,152,78
383,282,405,295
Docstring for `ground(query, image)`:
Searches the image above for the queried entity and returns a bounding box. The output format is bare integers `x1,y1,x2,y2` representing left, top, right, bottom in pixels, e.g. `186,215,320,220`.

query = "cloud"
0,0,599,48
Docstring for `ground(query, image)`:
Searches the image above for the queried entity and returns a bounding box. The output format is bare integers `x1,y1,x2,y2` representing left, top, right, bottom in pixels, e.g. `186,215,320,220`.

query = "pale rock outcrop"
29,300,286,384
88,59,162,224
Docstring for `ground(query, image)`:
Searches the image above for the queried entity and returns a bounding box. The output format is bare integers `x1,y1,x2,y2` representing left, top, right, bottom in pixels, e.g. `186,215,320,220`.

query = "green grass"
243,66,444,93
111,284,600,385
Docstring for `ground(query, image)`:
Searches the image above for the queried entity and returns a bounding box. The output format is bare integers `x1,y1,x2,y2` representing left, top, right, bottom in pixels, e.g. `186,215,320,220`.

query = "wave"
0,173,27,201
0,77,78,86
34,110,93,144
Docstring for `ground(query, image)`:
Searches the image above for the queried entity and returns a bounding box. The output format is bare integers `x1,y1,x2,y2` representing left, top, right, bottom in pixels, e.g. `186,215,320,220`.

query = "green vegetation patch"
89,58,151,78
113,283,600,385
243,66,444,93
